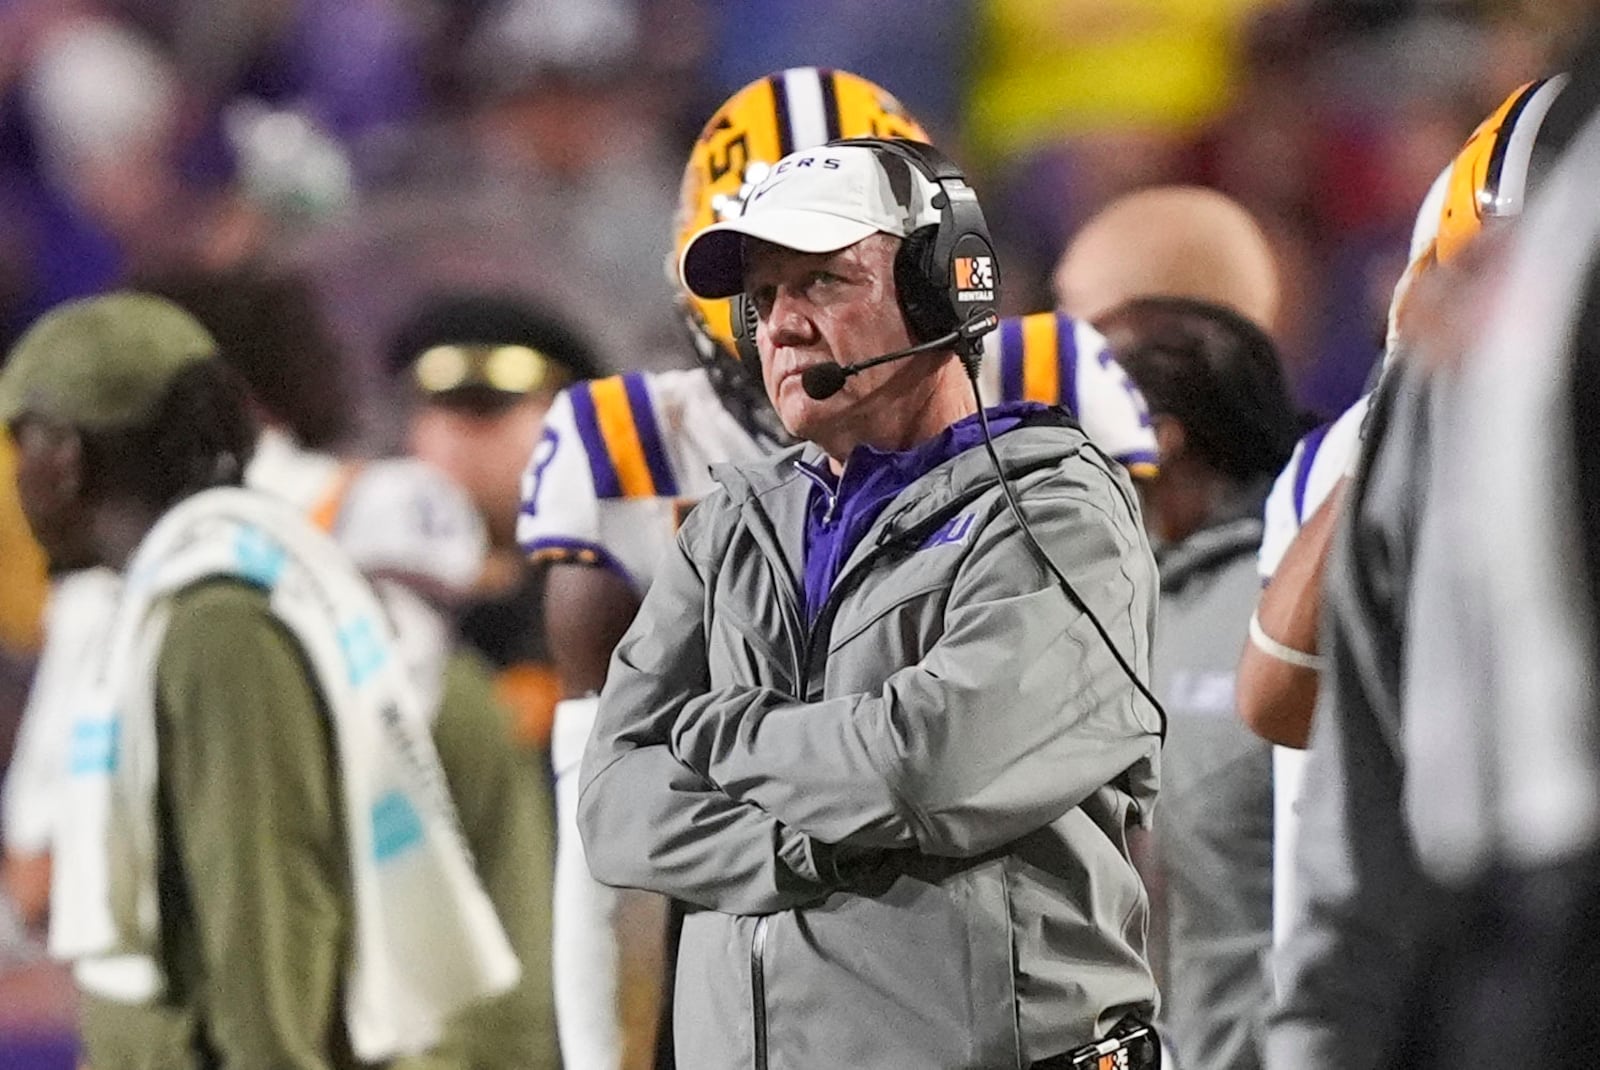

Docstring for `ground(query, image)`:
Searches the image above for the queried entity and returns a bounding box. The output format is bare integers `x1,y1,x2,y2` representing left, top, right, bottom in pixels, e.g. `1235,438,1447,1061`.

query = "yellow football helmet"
1387,74,1568,353
674,68,930,363
1432,74,1569,265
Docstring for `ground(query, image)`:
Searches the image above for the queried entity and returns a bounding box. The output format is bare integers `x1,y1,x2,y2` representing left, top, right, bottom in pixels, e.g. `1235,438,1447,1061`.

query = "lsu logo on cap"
955,255,995,301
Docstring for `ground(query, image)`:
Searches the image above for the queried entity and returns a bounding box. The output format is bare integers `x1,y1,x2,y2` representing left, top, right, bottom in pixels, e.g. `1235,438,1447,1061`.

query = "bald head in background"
1055,186,1281,333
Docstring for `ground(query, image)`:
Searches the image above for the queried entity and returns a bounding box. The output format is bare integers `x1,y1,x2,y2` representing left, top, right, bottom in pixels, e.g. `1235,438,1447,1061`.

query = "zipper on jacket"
769,559,807,688
751,916,770,1070
796,490,991,687
795,452,1066,682
794,457,840,528
737,495,810,687
799,523,947,689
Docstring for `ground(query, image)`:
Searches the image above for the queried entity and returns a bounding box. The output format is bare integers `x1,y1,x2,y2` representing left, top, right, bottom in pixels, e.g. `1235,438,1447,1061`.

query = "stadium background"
0,0,1583,1064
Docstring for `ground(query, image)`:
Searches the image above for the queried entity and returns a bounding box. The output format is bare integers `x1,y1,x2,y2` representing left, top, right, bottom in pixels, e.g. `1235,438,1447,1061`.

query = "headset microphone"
800,332,954,400
800,312,999,400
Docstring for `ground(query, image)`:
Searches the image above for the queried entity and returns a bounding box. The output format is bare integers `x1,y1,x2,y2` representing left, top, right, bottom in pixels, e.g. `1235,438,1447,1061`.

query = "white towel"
2,568,122,857
48,486,519,1061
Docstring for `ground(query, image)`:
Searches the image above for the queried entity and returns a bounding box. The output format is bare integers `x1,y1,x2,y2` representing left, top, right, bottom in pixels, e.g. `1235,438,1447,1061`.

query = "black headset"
731,137,1001,365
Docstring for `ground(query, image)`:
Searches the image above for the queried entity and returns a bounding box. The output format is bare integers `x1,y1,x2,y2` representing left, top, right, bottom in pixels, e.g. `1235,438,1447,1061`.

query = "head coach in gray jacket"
577,137,1163,1070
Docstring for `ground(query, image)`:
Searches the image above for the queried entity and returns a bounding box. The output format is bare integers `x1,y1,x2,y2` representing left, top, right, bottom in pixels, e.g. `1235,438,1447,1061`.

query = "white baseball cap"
678,142,941,299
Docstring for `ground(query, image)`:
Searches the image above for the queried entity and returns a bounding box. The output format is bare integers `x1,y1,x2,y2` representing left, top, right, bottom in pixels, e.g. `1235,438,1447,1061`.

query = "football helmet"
1388,74,1568,353
1430,74,1569,265
673,68,929,437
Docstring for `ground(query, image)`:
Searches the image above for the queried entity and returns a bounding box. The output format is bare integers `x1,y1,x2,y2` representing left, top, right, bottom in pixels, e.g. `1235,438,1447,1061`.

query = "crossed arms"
576,487,1158,914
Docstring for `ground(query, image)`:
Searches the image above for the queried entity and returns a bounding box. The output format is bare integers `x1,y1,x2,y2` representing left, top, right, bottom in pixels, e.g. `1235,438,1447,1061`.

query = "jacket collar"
711,410,1089,584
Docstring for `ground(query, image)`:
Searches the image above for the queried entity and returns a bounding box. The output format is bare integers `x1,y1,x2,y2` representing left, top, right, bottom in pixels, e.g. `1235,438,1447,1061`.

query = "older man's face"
744,233,918,445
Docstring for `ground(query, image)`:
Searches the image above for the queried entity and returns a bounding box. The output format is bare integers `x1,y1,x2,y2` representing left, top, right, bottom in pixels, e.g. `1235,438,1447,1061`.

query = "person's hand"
809,840,911,897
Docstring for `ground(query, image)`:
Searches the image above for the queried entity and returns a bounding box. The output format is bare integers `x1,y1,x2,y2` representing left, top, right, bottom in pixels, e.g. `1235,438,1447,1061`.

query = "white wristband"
1249,611,1326,672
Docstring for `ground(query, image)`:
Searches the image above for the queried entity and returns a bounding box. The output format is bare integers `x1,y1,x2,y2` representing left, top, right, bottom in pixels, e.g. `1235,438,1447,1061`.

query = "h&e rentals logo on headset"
955,255,995,301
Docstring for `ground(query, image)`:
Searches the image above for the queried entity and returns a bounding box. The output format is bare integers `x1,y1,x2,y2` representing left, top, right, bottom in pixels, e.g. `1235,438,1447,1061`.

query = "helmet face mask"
672,68,931,438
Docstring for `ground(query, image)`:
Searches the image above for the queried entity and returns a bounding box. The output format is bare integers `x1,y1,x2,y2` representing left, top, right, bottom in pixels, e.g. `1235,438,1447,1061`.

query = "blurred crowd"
0,0,1594,1066
0,0,1575,423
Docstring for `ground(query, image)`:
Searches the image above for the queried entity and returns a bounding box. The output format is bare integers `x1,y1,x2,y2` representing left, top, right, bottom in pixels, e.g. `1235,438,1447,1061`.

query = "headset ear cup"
732,294,761,365
895,225,958,343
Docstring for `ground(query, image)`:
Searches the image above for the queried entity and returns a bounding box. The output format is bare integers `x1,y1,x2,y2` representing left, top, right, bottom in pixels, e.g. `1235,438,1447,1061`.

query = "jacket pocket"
964,859,1024,1070
825,579,950,656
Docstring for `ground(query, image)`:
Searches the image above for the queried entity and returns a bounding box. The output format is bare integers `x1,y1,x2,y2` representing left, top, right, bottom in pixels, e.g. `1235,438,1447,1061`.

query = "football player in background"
1235,76,1574,973
389,294,602,756
1243,73,1574,748
0,437,51,935
517,67,1157,1069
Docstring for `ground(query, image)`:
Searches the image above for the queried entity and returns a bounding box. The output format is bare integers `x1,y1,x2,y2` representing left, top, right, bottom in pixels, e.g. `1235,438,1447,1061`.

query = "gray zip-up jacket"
1149,490,1273,1070
578,417,1162,1070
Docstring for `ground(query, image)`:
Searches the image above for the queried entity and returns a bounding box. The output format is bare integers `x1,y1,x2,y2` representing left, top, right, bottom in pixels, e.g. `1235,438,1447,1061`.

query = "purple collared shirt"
795,403,1044,625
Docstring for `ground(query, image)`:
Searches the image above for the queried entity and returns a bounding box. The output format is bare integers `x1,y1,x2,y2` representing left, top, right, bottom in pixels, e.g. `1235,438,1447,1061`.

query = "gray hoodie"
578,415,1162,1069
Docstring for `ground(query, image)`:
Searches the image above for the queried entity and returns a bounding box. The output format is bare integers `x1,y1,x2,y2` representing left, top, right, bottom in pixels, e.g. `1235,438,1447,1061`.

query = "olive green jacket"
79,579,556,1070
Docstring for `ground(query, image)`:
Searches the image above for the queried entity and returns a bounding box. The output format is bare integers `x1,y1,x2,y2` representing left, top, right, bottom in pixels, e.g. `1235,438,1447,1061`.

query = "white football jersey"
1,568,121,855
517,367,772,593
1258,396,1370,582
978,310,1158,479
518,311,1159,589
1257,393,1367,950
1265,153,1460,948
